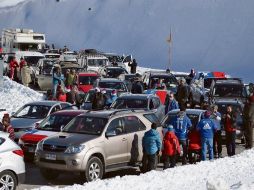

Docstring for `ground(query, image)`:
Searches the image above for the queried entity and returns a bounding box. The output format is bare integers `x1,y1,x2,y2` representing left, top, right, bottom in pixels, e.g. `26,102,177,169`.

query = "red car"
19,110,86,159
77,72,100,93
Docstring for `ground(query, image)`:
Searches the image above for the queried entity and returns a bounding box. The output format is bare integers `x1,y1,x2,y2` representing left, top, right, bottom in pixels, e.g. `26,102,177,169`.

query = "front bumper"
17,172,26,184
35,150,85,172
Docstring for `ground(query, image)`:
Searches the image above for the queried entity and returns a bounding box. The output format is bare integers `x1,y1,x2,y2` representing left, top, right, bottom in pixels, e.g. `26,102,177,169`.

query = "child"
162,125,180,169
188,128,201,164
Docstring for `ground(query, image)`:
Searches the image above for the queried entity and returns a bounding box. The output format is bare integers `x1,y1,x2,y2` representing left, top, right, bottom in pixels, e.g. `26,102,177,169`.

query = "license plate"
28,147,35,153
45,154,56,160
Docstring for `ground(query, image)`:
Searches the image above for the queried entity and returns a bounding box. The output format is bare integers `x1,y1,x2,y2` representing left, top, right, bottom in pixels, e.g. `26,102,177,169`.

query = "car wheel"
0,170,17,190
84,157,103,182
40,168,59,180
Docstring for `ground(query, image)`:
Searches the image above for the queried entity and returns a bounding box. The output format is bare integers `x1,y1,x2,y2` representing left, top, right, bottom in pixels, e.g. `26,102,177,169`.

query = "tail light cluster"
13,150,24,157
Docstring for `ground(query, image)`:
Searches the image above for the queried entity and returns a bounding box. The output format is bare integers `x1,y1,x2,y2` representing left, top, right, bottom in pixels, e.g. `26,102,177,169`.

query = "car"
118,73,136,92
77,72,100,93
19,110,87,159
98,66,128,78
142,71,178,93
110,94,165,120
162,109,205,134
209,78,248,104
82,88,122,110
93,78,129,93
0,132,26,190
35,109,162,182
215,100,244,142
11,101,73,141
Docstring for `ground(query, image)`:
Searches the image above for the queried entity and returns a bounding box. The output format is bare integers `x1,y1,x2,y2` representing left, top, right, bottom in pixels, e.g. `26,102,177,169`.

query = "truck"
1,28,46,53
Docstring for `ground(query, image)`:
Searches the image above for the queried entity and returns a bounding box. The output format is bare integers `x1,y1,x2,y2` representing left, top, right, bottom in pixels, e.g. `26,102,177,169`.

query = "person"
224,105,237,156
52,66,64,98
105,90,117,107
128,59,137,74
111,58,118,66
131,77,144,94
175,78,189,110
197,111,217,161
66,84,82,106
170,106,192,165
10,57,19,81
65,69,76,89
19,57,26,78
21,62,32,87
164,92,179,114
142,123,161,172
91,88,106,110
188,127,201,164
188,68,196,79
56,85,67,102
2,114,15,141
162,125,180,169
210,105,222,158
243,95,254,149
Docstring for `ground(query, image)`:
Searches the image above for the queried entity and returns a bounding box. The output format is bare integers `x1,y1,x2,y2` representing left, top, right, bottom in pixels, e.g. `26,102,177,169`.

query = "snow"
0,0,254,82
0,77,43,119
34,148,254,190
0,0,28,8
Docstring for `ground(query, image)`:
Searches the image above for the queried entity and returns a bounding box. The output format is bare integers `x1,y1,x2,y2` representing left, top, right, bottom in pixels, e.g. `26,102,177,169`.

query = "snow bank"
35,148,254,190
0,0,28,8
0,77,43,118
0,0,254,81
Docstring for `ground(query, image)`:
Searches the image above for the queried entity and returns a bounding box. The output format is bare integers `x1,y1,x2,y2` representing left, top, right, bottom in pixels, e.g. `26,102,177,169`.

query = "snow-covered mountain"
0,0,254,81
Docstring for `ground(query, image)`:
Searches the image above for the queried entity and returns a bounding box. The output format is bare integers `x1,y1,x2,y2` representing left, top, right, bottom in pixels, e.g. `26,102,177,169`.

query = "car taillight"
13,150,24,157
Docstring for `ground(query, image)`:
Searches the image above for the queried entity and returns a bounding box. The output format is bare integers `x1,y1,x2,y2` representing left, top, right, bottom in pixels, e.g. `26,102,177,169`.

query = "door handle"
122,138,127,141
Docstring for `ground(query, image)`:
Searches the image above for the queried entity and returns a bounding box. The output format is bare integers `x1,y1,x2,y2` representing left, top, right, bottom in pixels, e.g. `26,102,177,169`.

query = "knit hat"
101,89,107,94
167,124,174,131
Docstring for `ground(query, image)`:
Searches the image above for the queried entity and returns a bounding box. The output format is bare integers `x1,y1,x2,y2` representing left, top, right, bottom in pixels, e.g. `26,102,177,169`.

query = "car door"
104,117,128,166
123,116,147,162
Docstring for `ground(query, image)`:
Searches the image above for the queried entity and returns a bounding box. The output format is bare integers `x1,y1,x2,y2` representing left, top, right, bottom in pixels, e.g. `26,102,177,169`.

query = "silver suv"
35,110,161,182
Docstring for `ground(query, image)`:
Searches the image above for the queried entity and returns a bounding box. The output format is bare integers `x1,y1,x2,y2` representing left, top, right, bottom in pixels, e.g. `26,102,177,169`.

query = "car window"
0,138,5,146
124,116,146,133
106,118,125,136
13,105,50,119
50,105,61,114
112,99,148,109
143,113,160,124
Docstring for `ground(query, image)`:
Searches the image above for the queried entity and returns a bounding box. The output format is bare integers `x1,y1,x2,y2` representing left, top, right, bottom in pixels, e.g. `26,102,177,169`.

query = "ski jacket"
142,129,162,155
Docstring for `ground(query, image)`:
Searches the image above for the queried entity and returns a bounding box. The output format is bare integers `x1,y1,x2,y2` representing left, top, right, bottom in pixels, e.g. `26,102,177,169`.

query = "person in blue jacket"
105,90,118,107
170,106,192,165
142,123,162,172
165,92,179,114
52,66,64,98
197,110,217,161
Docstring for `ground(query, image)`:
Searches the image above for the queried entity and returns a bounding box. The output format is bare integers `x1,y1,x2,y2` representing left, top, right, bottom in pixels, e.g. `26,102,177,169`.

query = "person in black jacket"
131,77,144,94
175,78,189,110
128,59,137,74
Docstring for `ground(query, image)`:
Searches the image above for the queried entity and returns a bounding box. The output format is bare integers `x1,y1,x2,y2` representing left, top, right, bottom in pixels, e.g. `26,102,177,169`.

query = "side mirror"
105,130,116,138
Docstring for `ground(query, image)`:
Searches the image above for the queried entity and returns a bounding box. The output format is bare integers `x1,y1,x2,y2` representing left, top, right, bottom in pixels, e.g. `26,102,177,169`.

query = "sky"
0,0,254,82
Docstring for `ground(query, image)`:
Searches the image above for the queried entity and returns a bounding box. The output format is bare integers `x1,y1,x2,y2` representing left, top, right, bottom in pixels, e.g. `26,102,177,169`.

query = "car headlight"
65,145,85,154
36,141,44,152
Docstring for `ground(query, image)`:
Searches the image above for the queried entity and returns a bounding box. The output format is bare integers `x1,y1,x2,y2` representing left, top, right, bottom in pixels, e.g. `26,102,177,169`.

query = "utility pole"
167,28,173,71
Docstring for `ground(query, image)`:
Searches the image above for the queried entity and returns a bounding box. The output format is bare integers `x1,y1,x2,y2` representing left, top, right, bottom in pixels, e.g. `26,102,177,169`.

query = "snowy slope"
35,148,254,190
0,0,254,82
0,77,43,118
0,0,28,8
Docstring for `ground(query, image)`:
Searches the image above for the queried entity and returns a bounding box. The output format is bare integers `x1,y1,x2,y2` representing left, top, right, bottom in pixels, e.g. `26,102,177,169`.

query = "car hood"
11,118,41,129
21,129,58,143
43,132,99,146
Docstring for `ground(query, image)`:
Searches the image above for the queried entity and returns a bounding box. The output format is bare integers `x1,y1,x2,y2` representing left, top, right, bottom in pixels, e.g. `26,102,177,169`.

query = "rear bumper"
17,172,26,184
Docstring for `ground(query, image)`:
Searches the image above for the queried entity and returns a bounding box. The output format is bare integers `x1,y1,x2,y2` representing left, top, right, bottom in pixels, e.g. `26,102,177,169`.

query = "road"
18,142,246,190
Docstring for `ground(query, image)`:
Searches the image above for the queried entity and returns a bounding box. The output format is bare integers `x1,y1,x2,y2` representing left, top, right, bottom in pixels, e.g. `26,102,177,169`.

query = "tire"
83,157,103,182
40,168,59,180
0,170,17,190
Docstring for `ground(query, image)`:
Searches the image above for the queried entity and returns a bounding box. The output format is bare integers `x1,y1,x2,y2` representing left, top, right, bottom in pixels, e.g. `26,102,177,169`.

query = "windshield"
107,68,127,78
162,113,200,128
62,116,108,135
38,114,75,131
151,76,177,89
79,76,98,85
25,56,44,66
99,82,126,91
214,85,243,97
13,105,51,119
112,99,148,109
88,59,107,67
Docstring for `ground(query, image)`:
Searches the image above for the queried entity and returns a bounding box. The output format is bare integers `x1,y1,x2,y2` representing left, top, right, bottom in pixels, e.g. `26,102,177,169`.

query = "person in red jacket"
56,85,67,102
188,128,201,164
10,57,19,81
162,125,180,169
2,114,15,141
224,105,237,156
